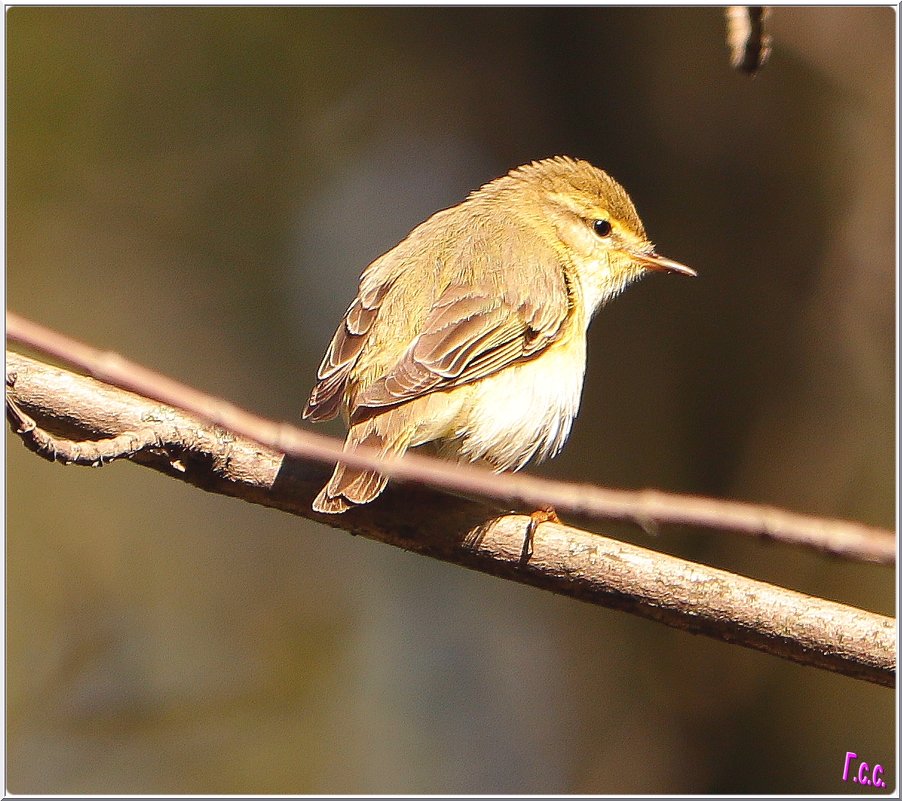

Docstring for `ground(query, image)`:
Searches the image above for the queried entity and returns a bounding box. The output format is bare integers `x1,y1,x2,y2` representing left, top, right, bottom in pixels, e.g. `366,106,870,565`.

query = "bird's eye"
592,219,612,238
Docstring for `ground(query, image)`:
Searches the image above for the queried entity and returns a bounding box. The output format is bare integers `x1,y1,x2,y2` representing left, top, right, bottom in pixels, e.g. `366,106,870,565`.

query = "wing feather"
306,213,572,427
350,281,569,423
303,279,393,421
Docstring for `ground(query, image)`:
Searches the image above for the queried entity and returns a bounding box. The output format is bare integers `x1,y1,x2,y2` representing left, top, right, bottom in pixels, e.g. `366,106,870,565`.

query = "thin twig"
6,391,172,467
5,350,895,687
726,6,772,75
6,312,895,565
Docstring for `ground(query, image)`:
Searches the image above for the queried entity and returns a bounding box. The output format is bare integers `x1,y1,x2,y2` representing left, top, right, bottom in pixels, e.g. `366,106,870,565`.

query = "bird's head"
487,156,696,313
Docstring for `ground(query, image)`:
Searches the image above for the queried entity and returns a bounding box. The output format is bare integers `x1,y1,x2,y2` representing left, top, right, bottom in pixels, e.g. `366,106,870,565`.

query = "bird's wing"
303,277,394,422
349,278,570,423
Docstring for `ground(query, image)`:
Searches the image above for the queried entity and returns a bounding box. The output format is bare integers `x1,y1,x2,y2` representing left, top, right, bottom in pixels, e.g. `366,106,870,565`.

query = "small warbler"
304,156,695,513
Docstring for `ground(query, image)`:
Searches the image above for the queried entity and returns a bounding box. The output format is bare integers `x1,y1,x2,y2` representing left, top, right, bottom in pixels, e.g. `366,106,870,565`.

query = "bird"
303,156,695,514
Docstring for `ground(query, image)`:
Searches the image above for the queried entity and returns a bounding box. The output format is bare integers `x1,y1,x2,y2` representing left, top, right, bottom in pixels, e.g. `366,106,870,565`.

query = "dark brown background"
7,7,895,793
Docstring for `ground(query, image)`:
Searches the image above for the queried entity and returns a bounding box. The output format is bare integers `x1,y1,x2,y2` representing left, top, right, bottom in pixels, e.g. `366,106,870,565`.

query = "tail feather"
312,423,408,514
311,486,355,514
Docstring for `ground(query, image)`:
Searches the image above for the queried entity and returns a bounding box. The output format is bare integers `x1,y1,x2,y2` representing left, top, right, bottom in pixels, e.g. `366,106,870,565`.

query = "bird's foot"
520,505,561,563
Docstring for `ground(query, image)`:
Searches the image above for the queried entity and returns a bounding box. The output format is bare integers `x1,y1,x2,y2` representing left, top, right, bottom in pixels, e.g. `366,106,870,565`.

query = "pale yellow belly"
427,335,587,472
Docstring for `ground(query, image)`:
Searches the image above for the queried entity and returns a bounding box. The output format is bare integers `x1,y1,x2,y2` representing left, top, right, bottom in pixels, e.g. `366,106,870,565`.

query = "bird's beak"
632,249,697,277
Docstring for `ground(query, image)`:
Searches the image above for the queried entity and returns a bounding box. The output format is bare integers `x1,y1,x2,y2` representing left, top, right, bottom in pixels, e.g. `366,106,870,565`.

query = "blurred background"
6,7,895,794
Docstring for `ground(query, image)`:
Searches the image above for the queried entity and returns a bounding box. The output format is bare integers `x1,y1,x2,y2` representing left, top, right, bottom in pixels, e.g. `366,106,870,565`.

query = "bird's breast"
442,331,587,472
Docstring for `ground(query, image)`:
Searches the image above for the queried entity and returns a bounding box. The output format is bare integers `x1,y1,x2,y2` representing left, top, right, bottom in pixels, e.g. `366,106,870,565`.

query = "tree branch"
725,6,772,75
5,349,895,688
6,312,895,566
